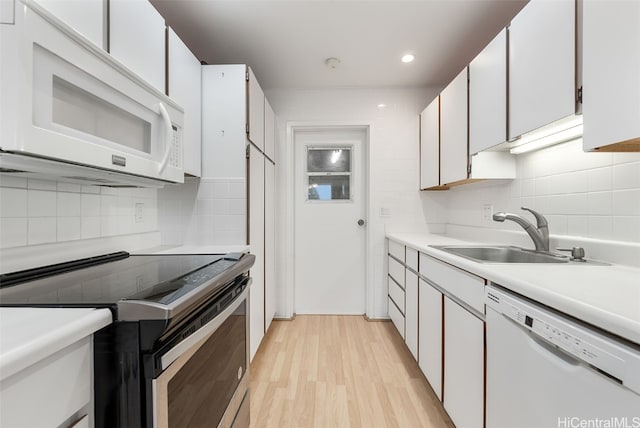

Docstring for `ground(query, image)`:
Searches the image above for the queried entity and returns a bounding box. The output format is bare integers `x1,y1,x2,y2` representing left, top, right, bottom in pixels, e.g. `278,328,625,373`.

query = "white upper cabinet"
508,0,576,140
582,1,640,152
168,28,202,177
201,65,248,178
33,0,105,48
109,0,166,93
420,97,440,189
248,67,265,150
440,67,468,185
469,28,506,155
264,99,276,161
1,0,13,23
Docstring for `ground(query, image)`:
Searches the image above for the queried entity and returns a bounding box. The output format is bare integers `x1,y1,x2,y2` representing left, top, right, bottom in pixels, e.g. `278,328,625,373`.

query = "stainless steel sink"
431,245,570,264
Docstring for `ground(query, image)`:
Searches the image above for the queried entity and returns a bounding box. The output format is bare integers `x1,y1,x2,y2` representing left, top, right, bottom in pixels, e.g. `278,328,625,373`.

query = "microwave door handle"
157,102,172,174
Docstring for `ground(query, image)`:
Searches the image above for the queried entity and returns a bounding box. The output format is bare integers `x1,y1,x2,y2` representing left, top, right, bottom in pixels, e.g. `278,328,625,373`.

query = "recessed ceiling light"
378,103,386,109
401,54,415,63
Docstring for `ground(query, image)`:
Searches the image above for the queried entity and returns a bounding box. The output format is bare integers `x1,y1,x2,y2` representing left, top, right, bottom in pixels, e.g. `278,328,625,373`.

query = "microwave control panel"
169,125,182,168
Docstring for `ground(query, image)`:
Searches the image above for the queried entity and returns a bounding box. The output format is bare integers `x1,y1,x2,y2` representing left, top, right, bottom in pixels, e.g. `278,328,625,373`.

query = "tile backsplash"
0,177,158,249
444,139,640,243
158,177,246,246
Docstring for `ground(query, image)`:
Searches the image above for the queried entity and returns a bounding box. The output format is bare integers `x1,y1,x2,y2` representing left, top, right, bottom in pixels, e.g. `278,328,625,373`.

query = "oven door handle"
160,279,251,370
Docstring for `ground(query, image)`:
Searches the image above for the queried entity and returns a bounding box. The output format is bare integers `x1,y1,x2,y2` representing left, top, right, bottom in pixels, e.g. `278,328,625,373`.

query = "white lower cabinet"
443,297,485,428
418,278,443,400
0,336,93,428
405,270,419,360
388,296,405,339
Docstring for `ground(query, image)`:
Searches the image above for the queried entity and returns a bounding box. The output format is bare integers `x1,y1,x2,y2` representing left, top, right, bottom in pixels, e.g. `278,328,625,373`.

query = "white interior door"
294,128,367,314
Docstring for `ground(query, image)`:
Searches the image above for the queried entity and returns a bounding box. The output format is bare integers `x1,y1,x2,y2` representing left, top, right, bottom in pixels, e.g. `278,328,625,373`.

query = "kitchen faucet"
492,207,549,252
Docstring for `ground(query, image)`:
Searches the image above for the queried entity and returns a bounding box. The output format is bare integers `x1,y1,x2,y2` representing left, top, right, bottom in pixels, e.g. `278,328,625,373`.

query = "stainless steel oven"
150,281,250,428
0,251,255,428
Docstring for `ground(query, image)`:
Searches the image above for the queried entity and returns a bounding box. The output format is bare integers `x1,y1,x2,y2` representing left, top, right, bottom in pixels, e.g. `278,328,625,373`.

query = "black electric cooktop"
0,252,236,307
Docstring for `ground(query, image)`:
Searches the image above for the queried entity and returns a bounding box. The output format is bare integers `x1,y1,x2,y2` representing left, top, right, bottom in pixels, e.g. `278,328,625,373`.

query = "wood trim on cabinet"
483,321,487,428
437,96,441,186
105,0,110,53
246,144,250,246
505,24,510,141
466,67,470,179
593,138,640,152
440,292,445,403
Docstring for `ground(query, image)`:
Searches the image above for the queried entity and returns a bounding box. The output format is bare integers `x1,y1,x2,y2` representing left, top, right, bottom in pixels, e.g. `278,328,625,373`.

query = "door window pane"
307,149,351,173
306,147,352,201
308,175,350,200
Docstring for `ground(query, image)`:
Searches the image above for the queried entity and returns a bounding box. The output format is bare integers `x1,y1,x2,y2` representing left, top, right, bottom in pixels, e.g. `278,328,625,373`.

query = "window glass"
307,149,351,173
306,147,352,201
308,175,350,200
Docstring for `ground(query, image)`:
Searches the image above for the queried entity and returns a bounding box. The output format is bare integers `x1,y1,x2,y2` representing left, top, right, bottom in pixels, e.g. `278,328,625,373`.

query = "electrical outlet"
135,203,144,223
482,204,493,221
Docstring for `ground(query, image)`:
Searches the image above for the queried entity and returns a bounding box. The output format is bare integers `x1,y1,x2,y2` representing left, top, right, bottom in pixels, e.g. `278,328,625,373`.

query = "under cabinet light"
509,116,583,155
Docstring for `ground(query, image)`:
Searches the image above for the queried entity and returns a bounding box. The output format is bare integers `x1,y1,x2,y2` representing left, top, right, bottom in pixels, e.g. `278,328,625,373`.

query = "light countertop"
137,244,250,255
387,232,640,345
0,308,112,381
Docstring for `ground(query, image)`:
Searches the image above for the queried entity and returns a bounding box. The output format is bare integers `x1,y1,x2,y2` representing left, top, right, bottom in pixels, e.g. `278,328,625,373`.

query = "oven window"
166,302,246,428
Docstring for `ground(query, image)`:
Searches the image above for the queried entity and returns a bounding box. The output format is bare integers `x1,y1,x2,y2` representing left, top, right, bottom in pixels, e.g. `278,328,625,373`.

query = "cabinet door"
247,67,265,150
388,297,405,339
405,270,418,360
201,65,247,178
444,297,484,428
0,337,92,428
264,99,276,161
34,0,104,48
420,97,440,189
248,144,265,362
469,28,507,154
508,0,575,139
418,278,443,400
440,68,468,185
168,28,201,177
109,0,166,92
583,1,640,151
264,159,276,332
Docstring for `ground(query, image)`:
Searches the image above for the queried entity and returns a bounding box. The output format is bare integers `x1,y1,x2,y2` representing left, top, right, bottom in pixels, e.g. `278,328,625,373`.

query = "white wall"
266,87,446,319
0,176,160,273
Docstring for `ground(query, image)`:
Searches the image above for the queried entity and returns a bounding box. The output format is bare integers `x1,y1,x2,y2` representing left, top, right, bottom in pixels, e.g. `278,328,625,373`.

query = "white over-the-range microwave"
0,0,184,187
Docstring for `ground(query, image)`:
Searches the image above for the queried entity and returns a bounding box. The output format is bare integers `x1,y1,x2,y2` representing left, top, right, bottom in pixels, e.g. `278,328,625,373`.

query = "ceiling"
151,0,528,91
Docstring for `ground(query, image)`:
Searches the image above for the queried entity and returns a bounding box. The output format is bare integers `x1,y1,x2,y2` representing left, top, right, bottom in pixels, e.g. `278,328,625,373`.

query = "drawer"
406,247,419,271
419,253,485,314
388,275,405,314
388,256,405,287
0,337,92,428
388,240,405,262
388,297,405,339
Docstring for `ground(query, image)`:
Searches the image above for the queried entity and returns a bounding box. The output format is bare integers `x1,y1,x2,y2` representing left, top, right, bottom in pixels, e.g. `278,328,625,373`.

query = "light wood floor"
249,315,454,428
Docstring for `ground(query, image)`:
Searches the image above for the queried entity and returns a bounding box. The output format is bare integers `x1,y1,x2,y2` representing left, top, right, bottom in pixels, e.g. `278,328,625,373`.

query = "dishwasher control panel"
486,285,640,395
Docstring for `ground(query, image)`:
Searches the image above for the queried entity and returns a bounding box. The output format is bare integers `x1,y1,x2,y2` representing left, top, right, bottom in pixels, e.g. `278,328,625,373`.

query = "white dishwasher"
485,285,640,428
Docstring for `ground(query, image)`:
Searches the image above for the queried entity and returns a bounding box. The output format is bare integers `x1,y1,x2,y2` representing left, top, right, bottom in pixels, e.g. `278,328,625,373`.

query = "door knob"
357,219,365,226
